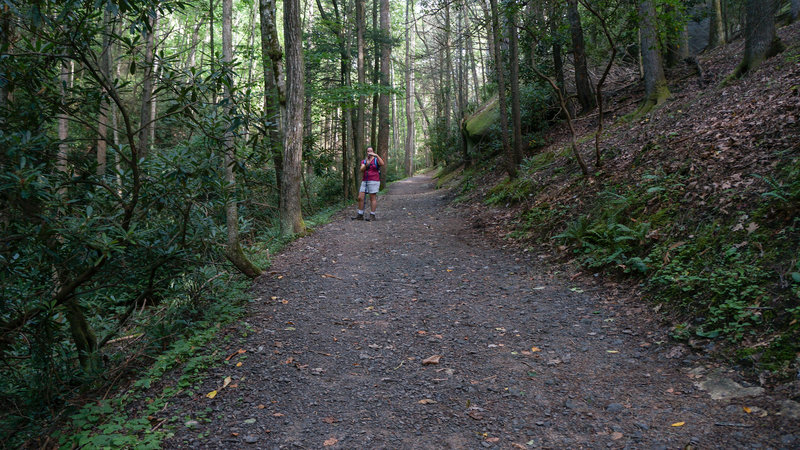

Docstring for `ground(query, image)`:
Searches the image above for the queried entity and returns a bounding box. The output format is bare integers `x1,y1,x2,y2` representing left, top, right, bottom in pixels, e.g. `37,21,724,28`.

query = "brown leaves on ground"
323,437,338,446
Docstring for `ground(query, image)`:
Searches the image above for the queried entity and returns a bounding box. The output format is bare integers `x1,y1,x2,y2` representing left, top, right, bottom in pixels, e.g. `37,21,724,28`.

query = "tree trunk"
138,12,158,158
507,6,522,167
259,0,286,205
281,0,306,236
57,61,73,177
355,0,367,183
370,0,379,147
637,0,670,114
489,0,515,179
567,0,595,113
186,15,203,69
97,7,112,176
792,0,800,23
377,0,391,188
734,0,784,77
0,4,14,122
222,0,261,278
550,11,575,119
708,0,725,49
404,0,415,177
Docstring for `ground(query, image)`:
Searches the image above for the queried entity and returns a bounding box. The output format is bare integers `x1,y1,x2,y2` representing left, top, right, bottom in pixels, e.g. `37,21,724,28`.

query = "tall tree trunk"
97,8,112,176
567,0,595,113
792,0,800,23
186,16,203,69
489,0,515,178
733,0,784,77
355,0,367,184
370,0,379,147
637,0,670,114
404,0,416,177
391,62,399,160
377,0,391,188
443,4,453,138
57,61,73,177
0,4,14,122
222,0,261,278
138,12,158,158
259,0,286,206
551,17,574,119
507,6,522,166
708,0,725,49
281,0,306,236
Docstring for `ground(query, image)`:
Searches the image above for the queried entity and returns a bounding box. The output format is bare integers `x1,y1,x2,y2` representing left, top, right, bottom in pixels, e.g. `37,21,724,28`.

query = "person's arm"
374,154,385,167
359,160,366,172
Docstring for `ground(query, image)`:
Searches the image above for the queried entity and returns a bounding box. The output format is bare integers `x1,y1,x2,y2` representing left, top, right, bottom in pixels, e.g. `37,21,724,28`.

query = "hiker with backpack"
352,147,385,222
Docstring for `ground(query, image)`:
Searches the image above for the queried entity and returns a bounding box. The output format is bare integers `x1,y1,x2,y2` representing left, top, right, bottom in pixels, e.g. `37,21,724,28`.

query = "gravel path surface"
164,173,798,449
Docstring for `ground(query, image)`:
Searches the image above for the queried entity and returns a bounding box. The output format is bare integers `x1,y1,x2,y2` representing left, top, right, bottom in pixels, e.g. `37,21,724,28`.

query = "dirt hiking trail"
165,173,798,449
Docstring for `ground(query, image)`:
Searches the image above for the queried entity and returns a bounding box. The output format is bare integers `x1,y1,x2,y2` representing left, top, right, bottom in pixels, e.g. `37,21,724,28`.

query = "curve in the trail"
164,173,795,449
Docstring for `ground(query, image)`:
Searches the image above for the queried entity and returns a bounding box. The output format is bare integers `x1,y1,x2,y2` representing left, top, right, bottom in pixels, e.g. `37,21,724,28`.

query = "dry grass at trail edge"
448,21,800,385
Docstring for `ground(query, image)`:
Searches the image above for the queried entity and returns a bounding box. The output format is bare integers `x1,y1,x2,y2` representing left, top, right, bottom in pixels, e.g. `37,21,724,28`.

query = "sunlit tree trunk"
638,0,670,114
281,0,306,236
733,0,783,77
97,8,112,176
370,0,379,147
377,0,391,187
57,61,73,177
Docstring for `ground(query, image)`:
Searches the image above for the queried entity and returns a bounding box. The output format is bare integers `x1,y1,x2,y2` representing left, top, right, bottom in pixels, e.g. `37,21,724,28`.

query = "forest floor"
160,173,799,449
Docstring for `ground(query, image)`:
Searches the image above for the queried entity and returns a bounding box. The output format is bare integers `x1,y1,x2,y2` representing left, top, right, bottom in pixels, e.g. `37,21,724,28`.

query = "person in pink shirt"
352,147,385,221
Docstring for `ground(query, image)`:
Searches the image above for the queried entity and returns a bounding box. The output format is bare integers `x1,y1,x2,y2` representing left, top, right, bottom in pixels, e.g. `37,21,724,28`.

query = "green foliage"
485,176,536,206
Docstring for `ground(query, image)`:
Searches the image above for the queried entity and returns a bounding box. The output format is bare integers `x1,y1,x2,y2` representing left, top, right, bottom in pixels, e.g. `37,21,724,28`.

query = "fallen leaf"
225,348,247,361
322,416,337,423
743,406,752,414
257,404,265,409
485,437,500,443
511,444,527,449
606,350,619,354
222,376,232,388
611,432,623,440
418,399,437,404
236,362,243,367
323,437,338,446
422,355,442,365
281,299,289,304
272,413,284,417
277,275,283,279
231,432,239,437
271,296,278,300
468,410,484,420
671,422,685,427
206,390,217,399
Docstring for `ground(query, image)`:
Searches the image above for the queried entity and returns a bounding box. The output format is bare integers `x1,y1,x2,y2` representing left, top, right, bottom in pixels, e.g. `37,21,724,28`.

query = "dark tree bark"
281,0,306,236
259,0,286,207
637,0,670,114
507,5,522,166
377,0,391,187
733,0,784,78
792,0,800,23
489,0,515,178
550,11,574,119
567,0,595,113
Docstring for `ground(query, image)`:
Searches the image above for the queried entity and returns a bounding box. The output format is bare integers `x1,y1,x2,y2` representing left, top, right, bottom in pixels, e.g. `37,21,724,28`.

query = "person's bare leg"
369,194,377,213
358,191,366,210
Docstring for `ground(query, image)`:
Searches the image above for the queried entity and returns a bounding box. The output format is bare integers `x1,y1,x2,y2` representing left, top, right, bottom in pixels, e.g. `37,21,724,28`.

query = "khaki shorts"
360,181,380,194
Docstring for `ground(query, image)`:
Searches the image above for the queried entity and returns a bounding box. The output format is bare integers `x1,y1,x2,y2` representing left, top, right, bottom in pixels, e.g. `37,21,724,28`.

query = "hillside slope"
448,21,800,383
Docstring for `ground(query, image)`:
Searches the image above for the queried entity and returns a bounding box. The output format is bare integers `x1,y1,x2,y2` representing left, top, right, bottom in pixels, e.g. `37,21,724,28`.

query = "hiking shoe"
364,213,371,222
351,213,364,220
369,213,376,221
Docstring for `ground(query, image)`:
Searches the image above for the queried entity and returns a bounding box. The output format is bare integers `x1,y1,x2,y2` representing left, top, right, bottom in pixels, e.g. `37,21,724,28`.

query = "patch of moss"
464,96,499,137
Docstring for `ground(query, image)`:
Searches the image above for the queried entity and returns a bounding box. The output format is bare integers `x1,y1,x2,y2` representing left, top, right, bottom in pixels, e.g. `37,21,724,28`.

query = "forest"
1,0,799,446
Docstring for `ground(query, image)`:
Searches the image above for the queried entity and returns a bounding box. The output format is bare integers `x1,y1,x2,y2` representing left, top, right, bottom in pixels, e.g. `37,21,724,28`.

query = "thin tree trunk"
489,0,515,179
138,12,158,158
792,0,799,23
377,0,391,188
281,0,306,236
222,0,261,278
355,0,367,184
0,4,14,122
57,61,73,177
404,0,416,177
97,8,112,176
507,6,522,166
370,0,379,147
